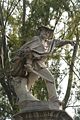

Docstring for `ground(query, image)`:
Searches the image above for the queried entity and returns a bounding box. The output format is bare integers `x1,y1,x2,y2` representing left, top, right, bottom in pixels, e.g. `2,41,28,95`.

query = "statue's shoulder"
26,36,41,46
15,36,40,55
32,36,40,42
19,36,40,49
25,36,40,45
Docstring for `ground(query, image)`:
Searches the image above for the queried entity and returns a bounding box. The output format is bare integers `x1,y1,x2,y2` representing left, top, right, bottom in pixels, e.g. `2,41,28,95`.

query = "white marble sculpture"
11,26,74,109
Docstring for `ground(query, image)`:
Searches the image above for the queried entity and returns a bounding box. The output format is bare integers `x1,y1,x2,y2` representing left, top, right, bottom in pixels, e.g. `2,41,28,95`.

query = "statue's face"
46,31,53,39
40,30,53,40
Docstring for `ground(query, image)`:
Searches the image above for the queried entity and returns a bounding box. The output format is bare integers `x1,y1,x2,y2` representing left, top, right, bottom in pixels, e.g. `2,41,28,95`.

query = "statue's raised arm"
47,39,75,54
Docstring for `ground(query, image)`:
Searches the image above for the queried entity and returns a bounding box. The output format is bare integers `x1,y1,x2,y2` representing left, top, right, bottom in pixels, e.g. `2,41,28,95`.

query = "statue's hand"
70,41,76,46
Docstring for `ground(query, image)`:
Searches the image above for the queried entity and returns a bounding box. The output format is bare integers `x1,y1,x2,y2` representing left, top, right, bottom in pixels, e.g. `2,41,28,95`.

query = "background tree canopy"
0,0,80,119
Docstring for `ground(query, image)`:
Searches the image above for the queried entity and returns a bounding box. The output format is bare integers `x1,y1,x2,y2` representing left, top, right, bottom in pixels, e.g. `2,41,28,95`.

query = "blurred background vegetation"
0,0,80,119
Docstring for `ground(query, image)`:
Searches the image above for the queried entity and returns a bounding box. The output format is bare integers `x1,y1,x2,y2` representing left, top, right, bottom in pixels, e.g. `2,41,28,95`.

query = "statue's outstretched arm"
54,40,75,48
48,39,75,53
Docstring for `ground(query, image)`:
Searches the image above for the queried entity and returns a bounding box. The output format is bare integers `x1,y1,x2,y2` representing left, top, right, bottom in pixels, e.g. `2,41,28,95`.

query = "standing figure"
11,26,74,109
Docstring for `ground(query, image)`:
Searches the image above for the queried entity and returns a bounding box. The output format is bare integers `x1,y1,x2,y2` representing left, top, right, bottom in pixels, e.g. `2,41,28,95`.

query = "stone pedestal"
12,101,73,120
13,110,73,120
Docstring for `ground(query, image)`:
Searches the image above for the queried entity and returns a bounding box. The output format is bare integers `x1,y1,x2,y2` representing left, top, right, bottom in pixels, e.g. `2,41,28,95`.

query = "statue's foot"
18,91,39,103
48,96,59,109
26,91,39,101
17,91,40,111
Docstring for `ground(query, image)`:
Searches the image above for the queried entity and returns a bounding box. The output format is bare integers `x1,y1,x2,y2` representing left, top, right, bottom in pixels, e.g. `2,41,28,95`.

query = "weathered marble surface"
18,101,59,112
11,26,75,120
12,101,73,120
11,26,75,107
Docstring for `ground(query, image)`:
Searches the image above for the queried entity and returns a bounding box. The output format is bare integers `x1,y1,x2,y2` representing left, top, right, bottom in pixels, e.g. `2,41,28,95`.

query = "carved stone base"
12,110,73,120
18,100,59,111
12,101,73,120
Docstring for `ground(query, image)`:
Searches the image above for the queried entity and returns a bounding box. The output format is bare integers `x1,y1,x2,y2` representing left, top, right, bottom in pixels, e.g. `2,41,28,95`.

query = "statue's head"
38,26,53,40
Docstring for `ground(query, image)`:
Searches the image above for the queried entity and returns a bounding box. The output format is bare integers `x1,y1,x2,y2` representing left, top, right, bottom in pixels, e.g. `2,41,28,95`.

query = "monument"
11,26,74,120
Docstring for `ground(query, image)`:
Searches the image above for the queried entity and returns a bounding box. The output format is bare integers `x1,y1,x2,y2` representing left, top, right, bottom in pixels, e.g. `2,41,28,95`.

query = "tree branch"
0,1,17,111
22,0,26,42
62,28,79,110
66,105,80,108
5,0,21,25
60,56,80,80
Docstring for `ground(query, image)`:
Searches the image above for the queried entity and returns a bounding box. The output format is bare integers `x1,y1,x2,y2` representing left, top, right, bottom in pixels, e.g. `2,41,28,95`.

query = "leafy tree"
0,0,80,119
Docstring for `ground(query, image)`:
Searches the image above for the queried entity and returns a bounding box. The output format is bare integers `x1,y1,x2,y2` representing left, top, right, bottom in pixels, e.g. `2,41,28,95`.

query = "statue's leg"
35,64,59,108
45,80,57,99
27,69,57,100
45,80,59,108
24,61,39,90
27,72,38,90
32,61,59,103
26,61,59,108
33,62,57,99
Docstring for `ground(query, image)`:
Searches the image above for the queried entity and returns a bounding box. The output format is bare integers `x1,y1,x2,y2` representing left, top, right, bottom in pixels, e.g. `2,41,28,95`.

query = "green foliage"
0,85,12,120
32,79,48,100
0,0,80,119
74,108,80,120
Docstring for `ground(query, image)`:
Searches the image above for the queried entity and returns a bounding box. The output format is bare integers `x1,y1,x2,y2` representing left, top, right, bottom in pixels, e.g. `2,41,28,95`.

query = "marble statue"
11,26,75,110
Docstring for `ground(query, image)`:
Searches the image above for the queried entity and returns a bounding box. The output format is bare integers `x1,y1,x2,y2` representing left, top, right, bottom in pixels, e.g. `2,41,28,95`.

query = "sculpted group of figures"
11,26,74,109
